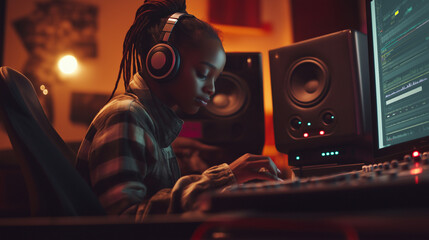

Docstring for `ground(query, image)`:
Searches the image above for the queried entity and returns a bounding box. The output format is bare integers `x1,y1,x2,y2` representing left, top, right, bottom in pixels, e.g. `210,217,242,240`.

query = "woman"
75,0,281,220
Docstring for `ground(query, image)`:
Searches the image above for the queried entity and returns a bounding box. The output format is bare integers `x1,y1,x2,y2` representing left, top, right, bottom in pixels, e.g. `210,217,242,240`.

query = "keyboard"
204,152,429,213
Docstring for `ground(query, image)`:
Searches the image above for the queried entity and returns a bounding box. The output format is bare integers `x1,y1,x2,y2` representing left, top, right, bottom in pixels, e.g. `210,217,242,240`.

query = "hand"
229,153,282,184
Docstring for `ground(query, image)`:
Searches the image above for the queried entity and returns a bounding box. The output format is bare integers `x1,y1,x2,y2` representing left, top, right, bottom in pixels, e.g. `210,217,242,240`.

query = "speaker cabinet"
179,52,265,164
269,30,372,166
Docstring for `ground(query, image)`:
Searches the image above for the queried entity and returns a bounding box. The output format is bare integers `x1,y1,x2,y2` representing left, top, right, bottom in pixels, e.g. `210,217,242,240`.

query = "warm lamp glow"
58,55,78,74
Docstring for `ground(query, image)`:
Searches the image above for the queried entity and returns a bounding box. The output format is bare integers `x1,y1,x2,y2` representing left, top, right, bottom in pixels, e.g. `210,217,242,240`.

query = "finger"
265,157,281,176
243,155,280,172
243,154,273,161
267,159,281,175
247,160,280,177
247,160,275,171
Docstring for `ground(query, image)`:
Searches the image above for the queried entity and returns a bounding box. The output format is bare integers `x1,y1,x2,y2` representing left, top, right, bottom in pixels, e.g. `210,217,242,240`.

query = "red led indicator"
319,130,325,135
303,133,309,138
413,151,420,157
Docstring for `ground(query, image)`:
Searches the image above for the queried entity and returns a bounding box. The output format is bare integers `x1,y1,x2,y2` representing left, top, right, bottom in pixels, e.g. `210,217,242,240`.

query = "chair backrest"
0,66,105,217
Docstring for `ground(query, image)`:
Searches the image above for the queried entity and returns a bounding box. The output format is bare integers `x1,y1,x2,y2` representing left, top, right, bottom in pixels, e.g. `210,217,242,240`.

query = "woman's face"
165,38,226,114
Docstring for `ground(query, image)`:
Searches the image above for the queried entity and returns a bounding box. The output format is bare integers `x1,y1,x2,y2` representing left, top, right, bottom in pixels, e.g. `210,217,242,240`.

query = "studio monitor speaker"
178,52,265,165
269,30,372,166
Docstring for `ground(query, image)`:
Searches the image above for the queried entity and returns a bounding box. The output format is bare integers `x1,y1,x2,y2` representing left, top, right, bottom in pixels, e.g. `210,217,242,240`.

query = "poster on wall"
6,0,98,123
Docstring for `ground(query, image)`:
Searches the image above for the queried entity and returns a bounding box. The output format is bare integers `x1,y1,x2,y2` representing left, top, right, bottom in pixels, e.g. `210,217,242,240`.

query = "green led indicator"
307,122,311,126
296,156,300,160
322,151,339,157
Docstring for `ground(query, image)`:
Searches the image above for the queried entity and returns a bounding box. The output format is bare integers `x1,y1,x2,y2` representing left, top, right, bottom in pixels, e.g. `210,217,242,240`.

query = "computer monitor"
367,0,429,160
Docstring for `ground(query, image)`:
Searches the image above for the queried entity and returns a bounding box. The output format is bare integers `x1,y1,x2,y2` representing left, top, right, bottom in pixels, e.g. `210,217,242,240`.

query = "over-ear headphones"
145,12,190,83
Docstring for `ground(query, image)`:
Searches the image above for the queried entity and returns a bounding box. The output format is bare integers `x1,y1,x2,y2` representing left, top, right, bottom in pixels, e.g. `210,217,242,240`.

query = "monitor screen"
368,0,429,152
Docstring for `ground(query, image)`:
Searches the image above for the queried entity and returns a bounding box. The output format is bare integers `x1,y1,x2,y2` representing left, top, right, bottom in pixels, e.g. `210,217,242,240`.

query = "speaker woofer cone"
206,72,249,118
286,57,329,107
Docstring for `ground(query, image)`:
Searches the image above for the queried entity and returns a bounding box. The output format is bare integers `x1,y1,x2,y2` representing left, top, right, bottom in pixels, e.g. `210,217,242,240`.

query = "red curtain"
209,0,261,28
290,0,363,42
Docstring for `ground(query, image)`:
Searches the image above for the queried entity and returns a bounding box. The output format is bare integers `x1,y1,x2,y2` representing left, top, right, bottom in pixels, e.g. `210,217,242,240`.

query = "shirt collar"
127,73,183,148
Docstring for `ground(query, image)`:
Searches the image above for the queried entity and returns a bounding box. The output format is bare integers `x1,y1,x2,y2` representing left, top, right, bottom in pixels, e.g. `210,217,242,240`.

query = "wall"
291,0,365,42
1,0,293,157
0,0,5,66
1,0,142,150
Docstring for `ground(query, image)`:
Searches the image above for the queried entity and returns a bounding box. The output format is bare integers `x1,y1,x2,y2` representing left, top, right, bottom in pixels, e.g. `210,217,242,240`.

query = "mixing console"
205,151,429,213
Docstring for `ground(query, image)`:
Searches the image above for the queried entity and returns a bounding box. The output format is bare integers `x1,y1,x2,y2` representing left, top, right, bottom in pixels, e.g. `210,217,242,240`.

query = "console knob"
383,161,391,170
403,154,413,163
322,112,335,125
391,159,399,168
290,117,302,130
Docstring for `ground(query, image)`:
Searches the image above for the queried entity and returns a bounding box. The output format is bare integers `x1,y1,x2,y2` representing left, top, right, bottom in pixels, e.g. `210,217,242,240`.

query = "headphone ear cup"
145,43,181,82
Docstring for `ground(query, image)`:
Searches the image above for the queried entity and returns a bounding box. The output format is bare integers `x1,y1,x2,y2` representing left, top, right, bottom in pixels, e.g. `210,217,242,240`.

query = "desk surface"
1,210,429,240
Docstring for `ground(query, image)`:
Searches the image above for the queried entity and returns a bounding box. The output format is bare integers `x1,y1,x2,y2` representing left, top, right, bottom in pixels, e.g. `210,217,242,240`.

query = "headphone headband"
160,12,188,42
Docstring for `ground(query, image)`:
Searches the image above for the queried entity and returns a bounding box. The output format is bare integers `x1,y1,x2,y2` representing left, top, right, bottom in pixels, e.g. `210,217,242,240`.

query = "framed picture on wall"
3,0,98,123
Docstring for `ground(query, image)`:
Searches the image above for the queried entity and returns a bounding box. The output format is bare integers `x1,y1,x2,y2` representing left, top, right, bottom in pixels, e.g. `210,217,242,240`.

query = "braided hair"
108,0,222,101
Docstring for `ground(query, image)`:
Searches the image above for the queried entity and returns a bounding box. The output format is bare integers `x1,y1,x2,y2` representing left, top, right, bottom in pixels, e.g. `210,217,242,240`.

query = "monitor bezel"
366,0,429,161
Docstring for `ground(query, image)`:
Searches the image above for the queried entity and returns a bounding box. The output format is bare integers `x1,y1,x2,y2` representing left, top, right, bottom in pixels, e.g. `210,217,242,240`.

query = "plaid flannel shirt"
75,73,236,219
